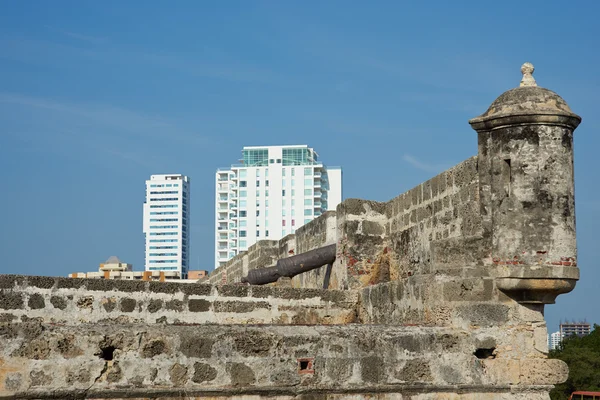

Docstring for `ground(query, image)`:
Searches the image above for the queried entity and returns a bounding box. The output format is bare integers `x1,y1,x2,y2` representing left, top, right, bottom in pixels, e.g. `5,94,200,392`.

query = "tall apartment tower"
143,174,190,278
215,145,342,268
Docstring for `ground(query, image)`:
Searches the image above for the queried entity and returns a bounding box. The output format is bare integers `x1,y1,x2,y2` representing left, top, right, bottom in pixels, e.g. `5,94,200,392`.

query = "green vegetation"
550,324,600,400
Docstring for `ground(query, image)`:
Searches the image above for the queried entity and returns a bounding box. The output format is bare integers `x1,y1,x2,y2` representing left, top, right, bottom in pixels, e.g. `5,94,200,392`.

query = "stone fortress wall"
0,63,583,399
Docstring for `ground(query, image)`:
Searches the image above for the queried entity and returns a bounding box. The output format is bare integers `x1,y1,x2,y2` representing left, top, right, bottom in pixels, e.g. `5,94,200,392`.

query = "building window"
291,169,295,176
265,180,269,187
239,190,247,197
282,189,286,196
240,220,247,227
265,190,269,196
305,219,311,224
282,199,286,206
282,220,286,226
240,181,247,188
240,210,247,217
256,230,260,237
256,180,260,187
304,209,312,216
304,189,312,196
304,167,312,175
265,230,269,237
291,199,295,206
292,219,295,226
239,170,247,178
291,189,295,196
282,209,286,216
282,169,286,177
304,178,312,186
240,200,247,207
291,209,295,216
277,159,282,163
256,210,260,217
282,179,286,186
240,231,247,237
240,240,247,248
269,159,274,164
304,199,312,206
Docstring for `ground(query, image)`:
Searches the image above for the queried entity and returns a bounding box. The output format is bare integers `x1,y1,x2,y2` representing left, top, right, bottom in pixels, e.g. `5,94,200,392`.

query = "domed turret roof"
469,63,581,132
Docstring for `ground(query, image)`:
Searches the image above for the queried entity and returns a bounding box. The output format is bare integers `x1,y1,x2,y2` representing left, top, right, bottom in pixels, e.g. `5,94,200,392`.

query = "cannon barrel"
277,244,336,278
241,244,337,285
241,266,279,285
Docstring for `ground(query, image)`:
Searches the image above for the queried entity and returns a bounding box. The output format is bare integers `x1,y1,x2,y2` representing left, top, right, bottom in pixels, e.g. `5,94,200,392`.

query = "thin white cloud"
44,25,107,45
0,92,197,143
0,37,282,85
0,92,211,169
402,154,447,174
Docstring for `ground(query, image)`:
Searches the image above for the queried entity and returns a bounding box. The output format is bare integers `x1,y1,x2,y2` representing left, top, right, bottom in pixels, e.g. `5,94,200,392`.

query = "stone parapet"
0,275,358,326
0,322,566,399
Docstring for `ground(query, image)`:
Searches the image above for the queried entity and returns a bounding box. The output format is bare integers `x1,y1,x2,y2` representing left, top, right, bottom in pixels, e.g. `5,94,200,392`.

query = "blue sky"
0,1,598,331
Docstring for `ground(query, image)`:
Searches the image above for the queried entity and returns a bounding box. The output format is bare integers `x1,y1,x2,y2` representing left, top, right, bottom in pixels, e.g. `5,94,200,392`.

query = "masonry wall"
0,275,358,326
0,276,566,399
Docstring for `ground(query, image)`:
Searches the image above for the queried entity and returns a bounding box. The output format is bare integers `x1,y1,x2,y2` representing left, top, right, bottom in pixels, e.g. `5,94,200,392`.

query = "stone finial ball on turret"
520,62,536,87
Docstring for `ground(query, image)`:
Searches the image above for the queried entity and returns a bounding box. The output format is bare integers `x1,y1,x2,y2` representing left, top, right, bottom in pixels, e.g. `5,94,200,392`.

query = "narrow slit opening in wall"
503,159,511,197
299,360,309,370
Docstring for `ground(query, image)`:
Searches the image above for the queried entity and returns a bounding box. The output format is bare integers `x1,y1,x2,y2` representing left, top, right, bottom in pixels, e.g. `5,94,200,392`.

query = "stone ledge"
2,384,556,399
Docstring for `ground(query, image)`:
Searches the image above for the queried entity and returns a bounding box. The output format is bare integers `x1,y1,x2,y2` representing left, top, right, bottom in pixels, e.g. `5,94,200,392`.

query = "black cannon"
241,244,336,286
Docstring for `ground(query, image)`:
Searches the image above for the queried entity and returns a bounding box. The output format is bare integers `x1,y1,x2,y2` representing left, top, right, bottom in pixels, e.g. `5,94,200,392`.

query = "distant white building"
143,174,190,278
215,145,342,268
549,331,562,350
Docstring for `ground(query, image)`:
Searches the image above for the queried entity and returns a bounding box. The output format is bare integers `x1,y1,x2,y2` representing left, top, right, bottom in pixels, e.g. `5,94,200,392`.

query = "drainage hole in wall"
98,345,116,361
474,348,496,359
299,360,310,370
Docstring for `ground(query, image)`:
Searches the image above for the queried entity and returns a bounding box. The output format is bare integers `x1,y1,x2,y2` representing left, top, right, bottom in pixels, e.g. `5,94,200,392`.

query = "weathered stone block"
192,362,217,384
213,300,270,313
456,304,509,326
0,292,24,309
180,335,213,358
120,298,136,313
228,362,256,386
27,293,45,309
189,299,211,312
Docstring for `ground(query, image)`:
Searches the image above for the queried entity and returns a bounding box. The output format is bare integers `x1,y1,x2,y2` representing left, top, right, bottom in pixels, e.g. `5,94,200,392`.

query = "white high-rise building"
215,145,342,268
143,174,190,278
549,331,562,350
